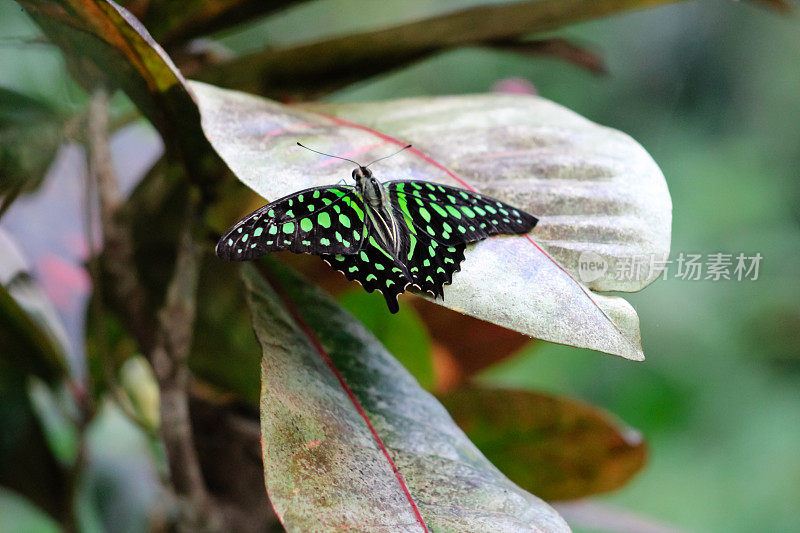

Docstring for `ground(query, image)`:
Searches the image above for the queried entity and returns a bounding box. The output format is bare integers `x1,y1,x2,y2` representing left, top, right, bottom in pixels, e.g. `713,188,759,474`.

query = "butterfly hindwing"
321,236,410,313
216,185,367,261
388,202,466,299
407,235,466,299
388,180,538,246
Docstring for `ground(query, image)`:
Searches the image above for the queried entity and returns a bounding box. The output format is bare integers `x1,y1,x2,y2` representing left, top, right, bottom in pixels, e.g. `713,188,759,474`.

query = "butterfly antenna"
296,142,362,166
365,144,412,168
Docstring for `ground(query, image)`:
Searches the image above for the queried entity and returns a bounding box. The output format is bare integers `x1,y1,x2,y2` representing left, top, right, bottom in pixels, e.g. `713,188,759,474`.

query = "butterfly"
216,143,538,313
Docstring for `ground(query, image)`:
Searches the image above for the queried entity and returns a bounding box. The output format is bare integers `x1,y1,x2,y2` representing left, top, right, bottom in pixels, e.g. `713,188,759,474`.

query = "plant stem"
88,86,219,530
150,202,218,529
87,86,157,354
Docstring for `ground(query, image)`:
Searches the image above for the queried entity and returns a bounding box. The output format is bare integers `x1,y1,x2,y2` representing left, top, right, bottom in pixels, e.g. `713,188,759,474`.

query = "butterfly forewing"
216,186,368,261
388,180,538,246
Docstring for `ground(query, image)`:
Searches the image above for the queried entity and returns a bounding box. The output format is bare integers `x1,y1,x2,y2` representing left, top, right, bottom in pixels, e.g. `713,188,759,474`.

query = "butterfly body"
217,164,538,313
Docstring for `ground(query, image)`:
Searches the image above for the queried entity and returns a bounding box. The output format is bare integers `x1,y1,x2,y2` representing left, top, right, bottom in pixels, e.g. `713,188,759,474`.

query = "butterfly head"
296,141,411,201
352,166,384,206
352,166,373,184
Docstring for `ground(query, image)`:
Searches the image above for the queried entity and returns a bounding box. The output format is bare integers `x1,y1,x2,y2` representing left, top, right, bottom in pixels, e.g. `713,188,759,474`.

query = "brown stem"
87,87,157,354
88,87,219,530
150,199,221,530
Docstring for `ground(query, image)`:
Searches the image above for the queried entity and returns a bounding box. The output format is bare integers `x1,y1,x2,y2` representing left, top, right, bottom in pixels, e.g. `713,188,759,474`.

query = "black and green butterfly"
216,144,538,313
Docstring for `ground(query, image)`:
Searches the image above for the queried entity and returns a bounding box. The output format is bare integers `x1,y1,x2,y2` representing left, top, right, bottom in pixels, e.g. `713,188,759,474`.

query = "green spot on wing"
431,203,448,218
300,218,313,232
419,207,431,222
407,233,417,260
318,212,331,228
445,205,462,219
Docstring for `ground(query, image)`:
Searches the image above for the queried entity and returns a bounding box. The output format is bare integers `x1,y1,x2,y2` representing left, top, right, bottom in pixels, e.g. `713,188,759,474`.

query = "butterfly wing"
216,185,368,261
320,236,411,313
387,179,537,300
387,180,538,246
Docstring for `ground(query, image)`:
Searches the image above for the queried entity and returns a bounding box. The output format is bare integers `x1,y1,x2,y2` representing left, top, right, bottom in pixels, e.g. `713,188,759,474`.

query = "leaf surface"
439,386,647,501
0,88,63,198
0,229,69,382
198,0,682,97
133,0,303,48
0,487,60,533
244,262,569,532
15,0,211,171
193,82,672,360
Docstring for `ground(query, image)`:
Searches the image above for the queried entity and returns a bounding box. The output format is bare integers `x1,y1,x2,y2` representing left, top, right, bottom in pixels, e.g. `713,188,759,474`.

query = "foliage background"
1,0,799,532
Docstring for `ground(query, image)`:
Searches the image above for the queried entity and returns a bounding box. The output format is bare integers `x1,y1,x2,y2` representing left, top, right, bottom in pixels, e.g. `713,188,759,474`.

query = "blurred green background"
2,1,799,531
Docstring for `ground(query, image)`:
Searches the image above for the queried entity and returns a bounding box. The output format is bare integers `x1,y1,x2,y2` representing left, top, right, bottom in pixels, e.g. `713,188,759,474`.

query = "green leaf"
192,81,672,360
438,386,647,501
243,261,569,531
338,288,434,390
15,0,211,172
0,229,69,382
0,487,60,533
132,0,304,48
197,0,682,97
27,378,80,467
190,252,262,403
0,87,63,198
0,355,69,523
0,232,73,519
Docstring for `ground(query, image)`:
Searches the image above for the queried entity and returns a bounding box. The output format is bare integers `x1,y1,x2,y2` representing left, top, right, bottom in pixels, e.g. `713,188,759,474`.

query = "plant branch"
87,86,158,354
150,198,221,530
89,86,218,529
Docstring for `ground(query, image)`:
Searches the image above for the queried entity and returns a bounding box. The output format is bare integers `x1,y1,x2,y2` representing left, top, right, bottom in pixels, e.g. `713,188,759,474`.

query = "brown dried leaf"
439,386,647,501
